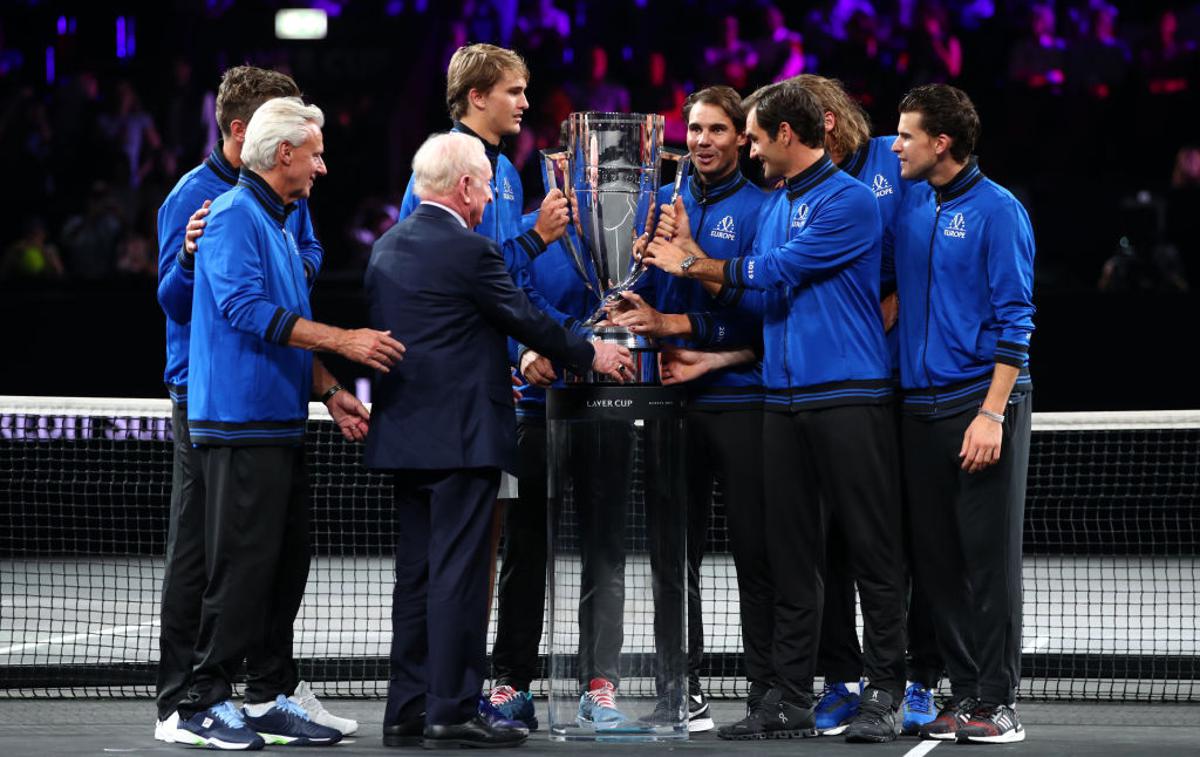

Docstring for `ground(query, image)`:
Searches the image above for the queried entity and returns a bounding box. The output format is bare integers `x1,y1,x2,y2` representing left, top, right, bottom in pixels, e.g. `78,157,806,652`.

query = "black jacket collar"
837,142,869,180
785,153,838,201
688,166,747,206
931,156,984,203
237,168,297,225
204,140,239,186
453,121,502,174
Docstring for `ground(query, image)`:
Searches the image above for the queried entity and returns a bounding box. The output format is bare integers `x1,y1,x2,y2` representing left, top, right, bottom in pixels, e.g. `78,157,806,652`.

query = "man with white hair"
178,97,405,750
365,131,633,749
154,65,359,745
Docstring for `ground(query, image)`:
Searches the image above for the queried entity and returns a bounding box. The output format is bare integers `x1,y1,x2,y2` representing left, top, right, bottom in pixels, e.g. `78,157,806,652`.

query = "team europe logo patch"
792,203,810,229
872,173,894,198
502,177,515,201
710,214,736,241
944,212,967,239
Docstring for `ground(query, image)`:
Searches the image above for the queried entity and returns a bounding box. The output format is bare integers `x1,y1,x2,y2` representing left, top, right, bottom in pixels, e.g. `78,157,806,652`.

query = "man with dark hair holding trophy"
645,81,908,743
605,85,767,733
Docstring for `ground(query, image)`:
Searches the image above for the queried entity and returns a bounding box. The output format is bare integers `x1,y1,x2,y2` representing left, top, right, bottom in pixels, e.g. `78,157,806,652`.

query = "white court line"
0,621,157,655
903,740,941,757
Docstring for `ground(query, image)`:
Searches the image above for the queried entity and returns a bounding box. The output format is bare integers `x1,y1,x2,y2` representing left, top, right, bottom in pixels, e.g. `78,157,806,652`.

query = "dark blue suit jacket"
364,204,595,474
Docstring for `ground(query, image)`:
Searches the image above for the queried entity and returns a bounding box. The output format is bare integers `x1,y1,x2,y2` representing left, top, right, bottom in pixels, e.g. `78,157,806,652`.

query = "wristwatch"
679,254,698,274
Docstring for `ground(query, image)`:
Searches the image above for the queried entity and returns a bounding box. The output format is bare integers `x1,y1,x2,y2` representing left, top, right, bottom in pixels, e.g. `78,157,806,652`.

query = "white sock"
244,702,274,717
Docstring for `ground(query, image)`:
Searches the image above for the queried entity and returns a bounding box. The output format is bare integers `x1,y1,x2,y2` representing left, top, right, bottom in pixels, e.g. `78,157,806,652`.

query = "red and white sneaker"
918,695,978,741
956,703,1026,744
576,678,627,728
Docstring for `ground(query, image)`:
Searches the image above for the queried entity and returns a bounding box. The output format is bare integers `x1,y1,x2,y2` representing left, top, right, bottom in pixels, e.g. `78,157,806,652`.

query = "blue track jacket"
187,169,316,445
719,155,892,411
156,142,321,403
513,214,600,421
840,135,907,373
890,158,1036,417
641,168,767,409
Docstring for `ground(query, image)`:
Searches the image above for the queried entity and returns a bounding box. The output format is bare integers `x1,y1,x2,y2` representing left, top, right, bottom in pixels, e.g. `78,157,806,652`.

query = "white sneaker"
289,680,358,735
154,710,180,743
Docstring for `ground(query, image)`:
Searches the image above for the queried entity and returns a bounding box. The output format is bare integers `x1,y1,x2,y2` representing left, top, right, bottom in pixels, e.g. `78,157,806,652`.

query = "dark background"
0,0,1197,409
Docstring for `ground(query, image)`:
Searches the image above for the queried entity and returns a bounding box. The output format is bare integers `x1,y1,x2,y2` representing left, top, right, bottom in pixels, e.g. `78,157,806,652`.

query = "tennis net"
0,397,1195,701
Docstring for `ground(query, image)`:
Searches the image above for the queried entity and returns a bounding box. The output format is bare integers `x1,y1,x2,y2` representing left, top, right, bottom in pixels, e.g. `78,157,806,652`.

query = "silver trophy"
540,112,689,383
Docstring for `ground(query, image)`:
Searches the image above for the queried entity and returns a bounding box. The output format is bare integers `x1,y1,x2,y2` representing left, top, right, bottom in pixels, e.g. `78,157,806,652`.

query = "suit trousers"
386,467,501,726
763,404,907,705
156,400,208,720
178,445,309,718
902,398,1031,705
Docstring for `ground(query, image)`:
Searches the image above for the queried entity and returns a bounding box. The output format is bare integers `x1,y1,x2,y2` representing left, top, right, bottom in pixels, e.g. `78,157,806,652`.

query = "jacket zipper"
920,196,942,412
781,194,794,401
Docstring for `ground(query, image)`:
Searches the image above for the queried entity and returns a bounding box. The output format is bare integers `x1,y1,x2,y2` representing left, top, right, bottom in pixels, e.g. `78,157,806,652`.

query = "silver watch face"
681,255,697,271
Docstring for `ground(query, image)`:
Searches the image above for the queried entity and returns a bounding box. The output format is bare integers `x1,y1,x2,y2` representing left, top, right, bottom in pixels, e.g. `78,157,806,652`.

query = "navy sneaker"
487,685,538,730
814,681,860,735
478,694,531,734
175,701,265,751
900,682,937,735
242,694,342,746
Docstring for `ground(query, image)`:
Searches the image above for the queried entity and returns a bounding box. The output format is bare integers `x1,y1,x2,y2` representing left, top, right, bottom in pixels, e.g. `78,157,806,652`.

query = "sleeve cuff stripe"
265,307,286,343
724,258,739,287
527,229,547,252
177,248,195,271
997,340,1030,354
277,312,300,345
995,354,1027,368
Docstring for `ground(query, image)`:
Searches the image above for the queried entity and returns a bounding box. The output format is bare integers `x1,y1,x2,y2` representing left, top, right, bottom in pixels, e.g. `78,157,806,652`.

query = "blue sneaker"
487,685,539,730
900,683,937,735
814,681,860,736
242,694,342,746
576,678,627,729
175,701,265,750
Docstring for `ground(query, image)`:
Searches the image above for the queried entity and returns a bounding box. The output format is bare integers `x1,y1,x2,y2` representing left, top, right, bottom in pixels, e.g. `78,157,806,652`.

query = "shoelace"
275,694,314,721
907,685,934,713
293,686,329,716
212,701,245,729
947,696,979,721
815,682,843,707
490,685,518,707
972,705,1002,722
587,684,616,710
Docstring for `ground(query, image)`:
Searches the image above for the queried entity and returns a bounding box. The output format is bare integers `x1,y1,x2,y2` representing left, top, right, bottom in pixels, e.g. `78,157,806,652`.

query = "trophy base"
568,326,658,385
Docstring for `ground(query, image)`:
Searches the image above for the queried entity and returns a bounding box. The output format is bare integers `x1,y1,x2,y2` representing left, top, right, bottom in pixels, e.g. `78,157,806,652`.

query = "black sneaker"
638,692,684,728
717,687,817,740
956,703,1026,744
844,687,897,743
745,681,770,716
687,689,714,733
918,695,978,741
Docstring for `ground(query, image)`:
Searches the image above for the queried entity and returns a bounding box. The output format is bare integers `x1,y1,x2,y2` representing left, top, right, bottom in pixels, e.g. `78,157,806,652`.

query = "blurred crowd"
1,0,1198,290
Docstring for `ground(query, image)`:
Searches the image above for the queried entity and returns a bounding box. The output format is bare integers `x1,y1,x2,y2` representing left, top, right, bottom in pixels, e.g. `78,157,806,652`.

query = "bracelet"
978,408,1005,424
320,383,344,403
